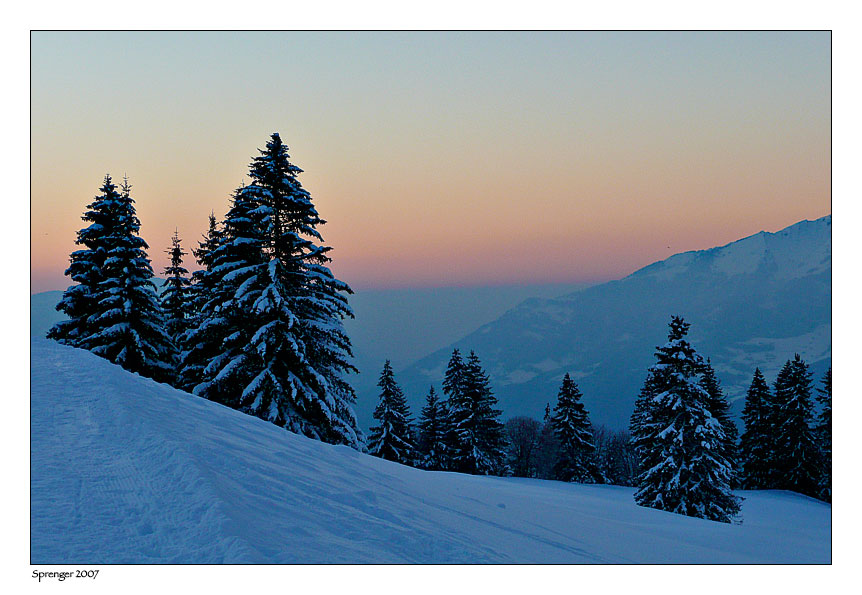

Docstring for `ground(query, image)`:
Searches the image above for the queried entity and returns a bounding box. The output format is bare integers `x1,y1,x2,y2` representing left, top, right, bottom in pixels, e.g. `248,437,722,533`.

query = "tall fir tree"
417,386,448,470
77,177,175,382
773,355,820,498
631,316,740,523
700,359,740,487
188,134,362,448
368,361,416,464
739,368,776,489
48,175,121,346
816,367,831,502
446,351,508,475
238,134,361,446
551,373,601,483
160,230,193,350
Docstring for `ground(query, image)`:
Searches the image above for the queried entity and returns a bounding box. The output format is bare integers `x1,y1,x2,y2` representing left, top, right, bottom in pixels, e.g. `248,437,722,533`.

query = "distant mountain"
399,216,832,429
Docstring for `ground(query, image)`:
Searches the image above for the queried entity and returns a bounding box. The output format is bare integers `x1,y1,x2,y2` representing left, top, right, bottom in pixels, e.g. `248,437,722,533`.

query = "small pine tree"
160,230,193,350
48,175,121,346
551,373,601,483
177,212,225,393
417,386,448,470
447,351,508,476
189,212,223,314
631,316,740,523
368,361,416,465
78,177,176,382
816,367,831,502
535,403,559,480
700,359,740,487
739,368,776,489
773,355,820,498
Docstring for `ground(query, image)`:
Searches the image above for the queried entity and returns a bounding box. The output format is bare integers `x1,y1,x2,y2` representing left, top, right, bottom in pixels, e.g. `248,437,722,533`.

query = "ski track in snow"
31,338,831,564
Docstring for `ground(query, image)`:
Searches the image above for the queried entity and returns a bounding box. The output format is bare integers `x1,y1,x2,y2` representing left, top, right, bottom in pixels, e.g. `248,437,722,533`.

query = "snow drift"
31,338,830,563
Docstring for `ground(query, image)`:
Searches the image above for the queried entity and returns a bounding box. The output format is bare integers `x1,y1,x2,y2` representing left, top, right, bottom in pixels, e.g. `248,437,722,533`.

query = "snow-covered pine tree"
700,359,740,487
632,316,740,523
629,366,665,487
551,373,601,483
738,368,776,489
176,212,226,393
189,212,223,315
447,351,508,476
441,348,466,470
160,230,193,350
816,367,831,502
368,361,416,464
773,355,820,498
79,177,175,383
239,133,362,447
417,386,448,470
48,175,121,346
192,186,269,407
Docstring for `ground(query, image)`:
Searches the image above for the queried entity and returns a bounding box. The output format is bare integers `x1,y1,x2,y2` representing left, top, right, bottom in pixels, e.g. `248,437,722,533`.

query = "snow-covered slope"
31,338,830,563
400,216,832,428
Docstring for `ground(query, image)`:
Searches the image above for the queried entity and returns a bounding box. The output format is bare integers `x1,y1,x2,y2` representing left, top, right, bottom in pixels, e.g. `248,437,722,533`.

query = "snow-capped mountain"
30,337,830,563
399,215,832,429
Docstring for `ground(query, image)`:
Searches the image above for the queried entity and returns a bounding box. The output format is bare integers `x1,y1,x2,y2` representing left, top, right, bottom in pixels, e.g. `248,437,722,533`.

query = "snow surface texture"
31,338,830,563
402,216,832,428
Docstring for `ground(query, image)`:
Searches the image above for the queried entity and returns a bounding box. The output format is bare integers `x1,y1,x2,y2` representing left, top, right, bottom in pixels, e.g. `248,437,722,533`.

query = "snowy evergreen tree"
440,349,466,470
189,212,223,315
368,361,416,464
417,386,448,470
176,212,225,393
184,134,362,448
551,373,601,483
447,351,508,476
236,133,362,447
160,230,193,349
78,178,175,383
48,175,121,346
631,316,740,523
700,359,739,487
739,368,776,489
816,367,831,502
773,355,820,498
188,187,266,407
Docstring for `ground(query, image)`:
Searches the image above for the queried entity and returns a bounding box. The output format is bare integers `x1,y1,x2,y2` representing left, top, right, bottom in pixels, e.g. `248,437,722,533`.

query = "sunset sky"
30,31,830,293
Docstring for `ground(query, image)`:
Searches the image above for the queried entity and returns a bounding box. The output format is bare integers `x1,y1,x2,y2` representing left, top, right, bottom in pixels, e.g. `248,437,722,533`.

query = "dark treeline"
369,315,831,525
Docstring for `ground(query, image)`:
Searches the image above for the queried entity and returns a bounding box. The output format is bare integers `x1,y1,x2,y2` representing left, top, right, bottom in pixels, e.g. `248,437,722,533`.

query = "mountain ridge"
399,215,831,429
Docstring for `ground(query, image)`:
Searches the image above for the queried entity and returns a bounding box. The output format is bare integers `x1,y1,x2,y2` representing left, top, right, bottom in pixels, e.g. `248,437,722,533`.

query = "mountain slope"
400,216,831,428
31,338,830,563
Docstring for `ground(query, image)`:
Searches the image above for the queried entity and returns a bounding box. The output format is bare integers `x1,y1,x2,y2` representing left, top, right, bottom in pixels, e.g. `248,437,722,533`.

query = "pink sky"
31,32,831,293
